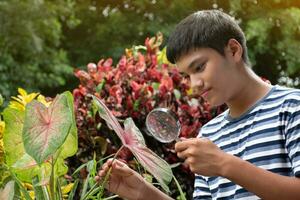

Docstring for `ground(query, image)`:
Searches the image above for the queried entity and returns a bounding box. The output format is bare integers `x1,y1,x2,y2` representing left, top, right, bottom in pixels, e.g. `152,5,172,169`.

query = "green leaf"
0,164,11,188
53,91,78,177
9,168,32,200
3,108,25,167
22,92,74,165
3,93,76,183
173,175,186,200
133,99,140,111
151,82,160,90
32,176,45,200
67,179,79,200
173,89,181,100
3,107,51,182
96,80,106,93
0,94,3,107
56,177,63,200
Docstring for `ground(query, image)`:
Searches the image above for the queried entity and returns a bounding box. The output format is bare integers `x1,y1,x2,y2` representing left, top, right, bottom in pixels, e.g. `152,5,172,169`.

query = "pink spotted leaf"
92,95,173,192
22,92,74,165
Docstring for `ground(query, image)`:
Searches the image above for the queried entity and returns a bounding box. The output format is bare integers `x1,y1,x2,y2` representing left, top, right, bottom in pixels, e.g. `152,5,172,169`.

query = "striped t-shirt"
193,85,300,200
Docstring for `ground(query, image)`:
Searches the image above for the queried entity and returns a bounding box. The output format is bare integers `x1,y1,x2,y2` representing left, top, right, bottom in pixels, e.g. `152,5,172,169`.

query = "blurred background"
0,0,300,101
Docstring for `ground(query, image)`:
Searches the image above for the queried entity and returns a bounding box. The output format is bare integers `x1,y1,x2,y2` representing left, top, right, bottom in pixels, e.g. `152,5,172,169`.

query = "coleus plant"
92,95,173,192
73,33,213,139
73,33,216,157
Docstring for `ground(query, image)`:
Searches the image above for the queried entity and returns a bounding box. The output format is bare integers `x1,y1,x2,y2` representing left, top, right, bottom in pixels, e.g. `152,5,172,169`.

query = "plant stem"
82,145,125,200
99,145,125,195
81,182,99,199
50,156,55,200
102,195,119,200
173,174,186,200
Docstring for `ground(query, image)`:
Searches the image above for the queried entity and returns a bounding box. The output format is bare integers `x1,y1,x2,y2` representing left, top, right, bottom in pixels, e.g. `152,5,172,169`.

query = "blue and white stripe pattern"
193,85,300,200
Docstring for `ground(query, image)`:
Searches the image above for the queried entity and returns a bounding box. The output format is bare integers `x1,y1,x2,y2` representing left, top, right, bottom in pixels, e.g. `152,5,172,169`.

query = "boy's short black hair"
166,10,250,65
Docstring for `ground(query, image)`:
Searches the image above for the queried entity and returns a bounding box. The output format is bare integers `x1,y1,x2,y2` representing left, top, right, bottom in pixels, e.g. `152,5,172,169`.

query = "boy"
96,10,300,200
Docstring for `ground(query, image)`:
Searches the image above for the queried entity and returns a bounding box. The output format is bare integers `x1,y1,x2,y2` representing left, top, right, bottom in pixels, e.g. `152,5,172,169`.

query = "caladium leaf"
12,154,47,170
3,92,77,183
23,92,73,165
92,95,173,192
130,146,172,192
53,94,78,177
123,118,146,146
92,96,125,144
3,107,51,182
124,118,172,192
3,108,25,167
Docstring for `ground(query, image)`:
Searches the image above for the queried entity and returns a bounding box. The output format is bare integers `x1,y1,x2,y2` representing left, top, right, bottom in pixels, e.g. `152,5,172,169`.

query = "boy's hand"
175,138,231,176
95,159,147,200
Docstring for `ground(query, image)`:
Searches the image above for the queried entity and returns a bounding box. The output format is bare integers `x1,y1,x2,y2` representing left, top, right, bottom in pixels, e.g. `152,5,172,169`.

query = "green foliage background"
1,0,300,100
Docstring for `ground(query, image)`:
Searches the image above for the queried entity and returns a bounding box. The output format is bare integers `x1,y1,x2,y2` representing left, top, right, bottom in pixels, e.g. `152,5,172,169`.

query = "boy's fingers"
98,169,106,177
175,138,199,152
175,140,189,152
96,159,131,180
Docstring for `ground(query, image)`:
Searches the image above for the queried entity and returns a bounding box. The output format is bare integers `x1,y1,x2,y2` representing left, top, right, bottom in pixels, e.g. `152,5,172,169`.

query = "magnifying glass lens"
146,108,181,143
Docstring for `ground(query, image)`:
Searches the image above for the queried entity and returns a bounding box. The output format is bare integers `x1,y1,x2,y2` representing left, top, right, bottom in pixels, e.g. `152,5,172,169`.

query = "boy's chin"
207,99,224,108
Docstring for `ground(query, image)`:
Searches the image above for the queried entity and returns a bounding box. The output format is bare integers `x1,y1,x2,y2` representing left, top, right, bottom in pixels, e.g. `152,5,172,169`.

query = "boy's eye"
179,72,189,78
195,63,206,72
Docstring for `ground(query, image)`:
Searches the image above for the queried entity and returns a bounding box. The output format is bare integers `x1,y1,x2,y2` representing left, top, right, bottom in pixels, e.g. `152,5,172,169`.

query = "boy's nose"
190,75,204,89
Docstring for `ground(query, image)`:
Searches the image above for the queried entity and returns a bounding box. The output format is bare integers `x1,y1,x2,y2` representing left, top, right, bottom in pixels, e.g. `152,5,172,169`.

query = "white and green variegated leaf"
3,92,77,183
2,107,49,182
92,95,173,192
53,92,78,176
124,118,172,192
123,118,146,146
129,146,173,193
92,95,125,144
22,91,73,165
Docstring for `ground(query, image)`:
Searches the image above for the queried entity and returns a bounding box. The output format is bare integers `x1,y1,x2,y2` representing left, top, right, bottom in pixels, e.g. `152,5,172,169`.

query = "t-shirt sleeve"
193,175,212,199
282,94,300,177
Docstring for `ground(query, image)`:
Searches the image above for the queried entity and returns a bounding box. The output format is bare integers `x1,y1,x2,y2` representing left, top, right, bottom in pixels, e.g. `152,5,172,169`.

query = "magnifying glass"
145,108,181,143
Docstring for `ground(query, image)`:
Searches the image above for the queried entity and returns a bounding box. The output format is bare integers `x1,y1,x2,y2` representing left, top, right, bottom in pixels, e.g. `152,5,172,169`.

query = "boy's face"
176,47,240,107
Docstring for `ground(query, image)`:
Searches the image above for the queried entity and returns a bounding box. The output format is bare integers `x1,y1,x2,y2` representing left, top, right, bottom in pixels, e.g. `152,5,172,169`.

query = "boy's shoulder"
272,85,300,95
271,85,300,105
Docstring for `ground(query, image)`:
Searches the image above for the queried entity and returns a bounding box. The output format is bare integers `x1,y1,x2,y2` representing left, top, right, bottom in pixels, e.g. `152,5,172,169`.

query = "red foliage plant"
74,33,215,137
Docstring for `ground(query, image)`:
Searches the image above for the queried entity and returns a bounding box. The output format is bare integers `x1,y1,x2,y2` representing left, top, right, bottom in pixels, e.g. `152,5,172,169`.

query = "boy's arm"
222,101,300,200
175,138,300,200
222,154,300,200
140,179,174,200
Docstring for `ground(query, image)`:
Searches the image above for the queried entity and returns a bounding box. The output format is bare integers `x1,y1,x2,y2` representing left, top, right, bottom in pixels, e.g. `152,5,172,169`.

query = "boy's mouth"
200,89,210,98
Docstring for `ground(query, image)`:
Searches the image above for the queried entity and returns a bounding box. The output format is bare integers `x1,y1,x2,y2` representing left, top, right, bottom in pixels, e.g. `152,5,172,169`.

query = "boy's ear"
226,39,243,62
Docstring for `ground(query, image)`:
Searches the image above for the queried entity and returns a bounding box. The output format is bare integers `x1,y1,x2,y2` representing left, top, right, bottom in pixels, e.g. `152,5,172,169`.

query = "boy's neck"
226,67,272,118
